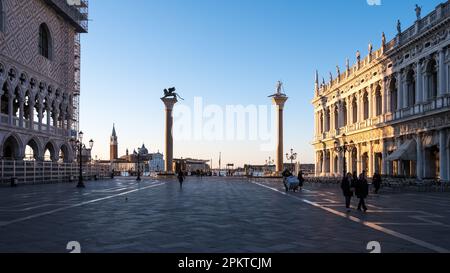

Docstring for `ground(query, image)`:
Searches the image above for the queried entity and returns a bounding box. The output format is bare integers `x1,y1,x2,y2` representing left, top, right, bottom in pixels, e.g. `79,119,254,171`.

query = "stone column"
272,95,288,175
416,134,423,180
357,143,362,175
396,139,403,176
439,130,448,181
8,96,13,125
381,140,387,175
46,108,51,132
368,141,374,177
439,48,446,96
37,106,43,131
18,98,24,128
161,97,178,174
29,101,35,130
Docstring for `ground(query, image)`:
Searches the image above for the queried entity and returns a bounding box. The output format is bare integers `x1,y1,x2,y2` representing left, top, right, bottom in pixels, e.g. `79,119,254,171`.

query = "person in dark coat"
177,171,185,189
341,173,354,211
372,172,382,194
356,171,369,212
297,170,305,191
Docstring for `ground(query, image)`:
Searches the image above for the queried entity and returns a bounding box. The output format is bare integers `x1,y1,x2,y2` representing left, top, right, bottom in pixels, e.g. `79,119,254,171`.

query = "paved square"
0,177,449,253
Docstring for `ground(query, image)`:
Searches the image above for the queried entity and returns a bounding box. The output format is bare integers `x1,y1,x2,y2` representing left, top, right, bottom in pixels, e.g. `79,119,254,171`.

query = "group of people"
282,169,305,191
340,171,382,213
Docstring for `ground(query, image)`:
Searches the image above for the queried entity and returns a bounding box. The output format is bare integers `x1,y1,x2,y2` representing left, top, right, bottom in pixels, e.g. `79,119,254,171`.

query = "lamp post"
334,134,355,176
70,131,94,188
265,156,274,174
134,148,142,182
286,148,297,172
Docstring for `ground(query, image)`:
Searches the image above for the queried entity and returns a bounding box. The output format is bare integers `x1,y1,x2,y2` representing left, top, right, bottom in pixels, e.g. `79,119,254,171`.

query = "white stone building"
312,2,450,181
0,0,88,163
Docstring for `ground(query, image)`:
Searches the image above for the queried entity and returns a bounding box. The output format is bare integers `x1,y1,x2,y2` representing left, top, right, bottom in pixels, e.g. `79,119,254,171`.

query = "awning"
386,140,417,161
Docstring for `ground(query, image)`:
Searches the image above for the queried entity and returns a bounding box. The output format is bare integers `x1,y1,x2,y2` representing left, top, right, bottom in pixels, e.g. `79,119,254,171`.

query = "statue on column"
368,43,373,55
336,65,340,77
162,87,184,100
268,81,287,97
356,50,361,63
415,4,422,20
346,58,350,71
382,32,386,47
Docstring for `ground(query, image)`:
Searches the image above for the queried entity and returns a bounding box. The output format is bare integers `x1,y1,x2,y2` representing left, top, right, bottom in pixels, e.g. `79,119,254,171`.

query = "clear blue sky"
80,0,443,167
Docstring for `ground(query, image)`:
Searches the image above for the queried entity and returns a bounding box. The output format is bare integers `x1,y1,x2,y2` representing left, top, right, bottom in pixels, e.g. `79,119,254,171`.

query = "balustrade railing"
0,160,110,185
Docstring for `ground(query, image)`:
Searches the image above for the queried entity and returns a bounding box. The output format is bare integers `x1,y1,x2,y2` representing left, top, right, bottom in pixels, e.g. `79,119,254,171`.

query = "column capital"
271,95,288,109
161,97,178,110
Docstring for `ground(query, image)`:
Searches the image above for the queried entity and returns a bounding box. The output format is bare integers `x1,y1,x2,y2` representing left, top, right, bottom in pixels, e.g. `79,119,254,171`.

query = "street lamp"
334,134,354,176
286,148,298,172
134,148,141,181
70,131,94,188
265,156,274,173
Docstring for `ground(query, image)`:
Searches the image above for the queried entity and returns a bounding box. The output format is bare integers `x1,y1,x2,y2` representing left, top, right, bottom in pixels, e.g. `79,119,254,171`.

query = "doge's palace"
0,0,88,163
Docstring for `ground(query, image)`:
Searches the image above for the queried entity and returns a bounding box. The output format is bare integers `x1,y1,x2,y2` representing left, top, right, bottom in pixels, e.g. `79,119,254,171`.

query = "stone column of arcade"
161,97,178,175
269,81,288,176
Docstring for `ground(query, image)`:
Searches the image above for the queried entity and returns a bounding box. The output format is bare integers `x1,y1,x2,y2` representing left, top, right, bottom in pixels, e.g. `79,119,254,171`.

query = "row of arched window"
318,87,383,134
318,58,440,135
0,0,52,59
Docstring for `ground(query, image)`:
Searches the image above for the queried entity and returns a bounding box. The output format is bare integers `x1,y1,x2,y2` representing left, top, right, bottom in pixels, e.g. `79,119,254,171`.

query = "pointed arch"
59,143,73,163
25,137,42,161
43,140,58,162
2,133,23,160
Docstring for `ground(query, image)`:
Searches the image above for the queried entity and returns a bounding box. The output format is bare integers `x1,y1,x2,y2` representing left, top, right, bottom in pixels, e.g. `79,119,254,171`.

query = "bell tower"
110,124,118,161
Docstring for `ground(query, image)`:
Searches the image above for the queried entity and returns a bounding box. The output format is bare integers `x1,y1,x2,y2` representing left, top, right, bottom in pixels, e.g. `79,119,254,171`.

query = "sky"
80,0,443,167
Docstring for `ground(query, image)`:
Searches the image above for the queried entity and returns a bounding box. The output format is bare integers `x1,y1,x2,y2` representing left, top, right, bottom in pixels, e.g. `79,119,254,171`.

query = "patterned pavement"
0,177,449,253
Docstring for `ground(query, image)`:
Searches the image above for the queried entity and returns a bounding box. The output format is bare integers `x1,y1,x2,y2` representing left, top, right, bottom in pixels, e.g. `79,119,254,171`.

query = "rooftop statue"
415,4,422,20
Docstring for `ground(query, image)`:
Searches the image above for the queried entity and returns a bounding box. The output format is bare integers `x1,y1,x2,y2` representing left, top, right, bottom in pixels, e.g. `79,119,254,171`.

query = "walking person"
356,171,369,212
372,172,382,194
341,173,354,212
297,170,305,191
178,171,185,189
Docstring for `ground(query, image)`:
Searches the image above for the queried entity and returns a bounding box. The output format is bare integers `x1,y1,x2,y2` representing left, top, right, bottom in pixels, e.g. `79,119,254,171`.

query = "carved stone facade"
312,1,450,181
0,0,87,162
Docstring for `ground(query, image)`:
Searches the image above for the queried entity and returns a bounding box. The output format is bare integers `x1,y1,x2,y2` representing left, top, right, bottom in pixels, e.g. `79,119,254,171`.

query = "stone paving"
0,177,449,253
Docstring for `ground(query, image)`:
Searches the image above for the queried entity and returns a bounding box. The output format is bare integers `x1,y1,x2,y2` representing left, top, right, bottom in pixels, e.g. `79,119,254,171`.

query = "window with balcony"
363,92,369,120
406,69,416,107
334,107,339,130
389,78,398,112
426,59,438,99
325,109,330,132
39,23,52,59
352,98,358,123
375,87,382,116
319,112,324,134
342,102,348,126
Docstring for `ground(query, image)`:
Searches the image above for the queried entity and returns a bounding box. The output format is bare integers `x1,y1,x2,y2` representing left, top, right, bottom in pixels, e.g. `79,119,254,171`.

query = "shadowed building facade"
0,0,88,163
312,2,450,181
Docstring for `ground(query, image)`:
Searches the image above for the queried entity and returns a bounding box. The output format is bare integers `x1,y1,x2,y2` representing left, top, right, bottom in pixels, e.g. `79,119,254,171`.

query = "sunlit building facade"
312,2,450,181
